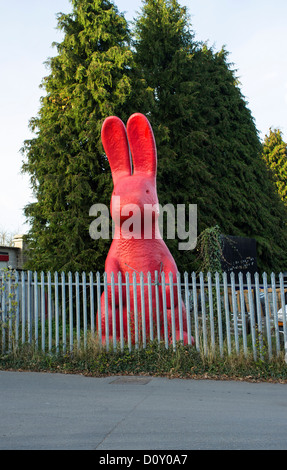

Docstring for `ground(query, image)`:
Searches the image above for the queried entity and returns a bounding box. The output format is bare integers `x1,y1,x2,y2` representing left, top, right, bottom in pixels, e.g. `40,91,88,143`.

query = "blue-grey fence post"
140,272,146,348
132,271,139,350
238,272,248,357
207,272,215,352
176,272,184,343
118,272,124,351
147,272,154,342
27,270,32,344
254,272,263,360
279,272,287,359
61,271,66,353
125,272,131,352
1,271,6,352
271,272,280,355
8,273,12,352
263,272,272,359
168,272,176,350
96,272,102,346
230,272,239,355
215,272,223,357
192,271,199,351
21,271,26,346
68,271,73,352
34,271,38,349
110,271,117,351
161,271,168,349
75,272,80,349
223,272,231,355
41,271,45,352
89,272,94,337
82,272,87,349
154,270,161,343
246,272,257,360
54,271,59,353
47,271,52,352
199,272,207,356
103,272,109,351
184,272,192,346
15,271,20,349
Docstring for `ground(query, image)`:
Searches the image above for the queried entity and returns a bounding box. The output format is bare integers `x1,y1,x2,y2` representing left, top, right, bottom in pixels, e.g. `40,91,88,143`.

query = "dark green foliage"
21,0,136,272
133,0,287,273
262,128,287,205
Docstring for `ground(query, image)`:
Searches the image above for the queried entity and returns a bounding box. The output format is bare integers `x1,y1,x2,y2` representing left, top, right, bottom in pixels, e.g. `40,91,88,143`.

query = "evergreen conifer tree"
133,0,287,273
22,0,135,272
262,128,287,205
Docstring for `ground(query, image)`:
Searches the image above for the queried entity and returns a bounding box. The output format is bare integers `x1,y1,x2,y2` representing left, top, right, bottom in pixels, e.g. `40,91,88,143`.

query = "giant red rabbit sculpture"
99,112,193,346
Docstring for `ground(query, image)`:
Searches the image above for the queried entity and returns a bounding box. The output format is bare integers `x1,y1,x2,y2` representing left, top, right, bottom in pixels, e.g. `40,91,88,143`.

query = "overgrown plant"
196,225,223,275
0,269,19,352
195,226,227,342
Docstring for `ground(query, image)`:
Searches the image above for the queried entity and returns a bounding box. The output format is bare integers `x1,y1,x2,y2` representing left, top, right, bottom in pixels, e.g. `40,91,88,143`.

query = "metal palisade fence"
1,269,287,361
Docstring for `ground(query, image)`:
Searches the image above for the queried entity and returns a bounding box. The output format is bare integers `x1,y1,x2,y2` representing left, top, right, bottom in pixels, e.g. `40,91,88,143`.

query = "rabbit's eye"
146,189,150,194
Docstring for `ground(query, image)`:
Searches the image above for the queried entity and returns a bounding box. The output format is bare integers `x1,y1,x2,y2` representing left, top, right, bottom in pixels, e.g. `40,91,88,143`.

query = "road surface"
0,370,286,450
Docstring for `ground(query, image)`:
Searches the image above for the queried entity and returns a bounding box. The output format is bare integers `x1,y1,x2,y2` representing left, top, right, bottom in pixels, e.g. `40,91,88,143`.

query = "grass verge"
1,339,287,383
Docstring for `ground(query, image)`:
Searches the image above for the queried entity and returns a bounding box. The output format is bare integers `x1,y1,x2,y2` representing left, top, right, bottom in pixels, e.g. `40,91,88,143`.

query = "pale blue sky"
1,0,287,234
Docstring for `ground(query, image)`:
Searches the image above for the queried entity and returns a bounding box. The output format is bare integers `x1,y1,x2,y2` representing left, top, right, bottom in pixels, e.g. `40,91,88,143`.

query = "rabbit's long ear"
101,116,132,184
126,113,157,177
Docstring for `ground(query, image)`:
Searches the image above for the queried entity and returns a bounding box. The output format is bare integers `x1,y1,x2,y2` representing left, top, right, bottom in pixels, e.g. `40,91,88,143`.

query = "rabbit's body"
101,218,186,344
99,113,193,345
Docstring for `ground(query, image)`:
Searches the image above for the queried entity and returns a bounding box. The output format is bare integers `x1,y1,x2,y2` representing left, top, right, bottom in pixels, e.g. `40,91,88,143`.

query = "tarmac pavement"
0,370,287,451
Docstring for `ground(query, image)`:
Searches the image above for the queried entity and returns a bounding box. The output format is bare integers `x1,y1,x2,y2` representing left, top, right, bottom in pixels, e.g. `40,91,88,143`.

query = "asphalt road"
0,370,287,450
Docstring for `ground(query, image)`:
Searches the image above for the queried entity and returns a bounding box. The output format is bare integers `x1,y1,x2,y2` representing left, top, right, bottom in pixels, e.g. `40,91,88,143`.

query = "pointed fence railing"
1,269,287,361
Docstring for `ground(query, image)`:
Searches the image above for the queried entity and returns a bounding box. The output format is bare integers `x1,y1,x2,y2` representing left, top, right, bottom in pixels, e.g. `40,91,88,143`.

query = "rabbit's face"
111,175,159,226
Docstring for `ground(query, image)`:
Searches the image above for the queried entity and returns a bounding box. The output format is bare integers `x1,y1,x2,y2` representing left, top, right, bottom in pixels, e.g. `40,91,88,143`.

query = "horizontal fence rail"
1,269,287,361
